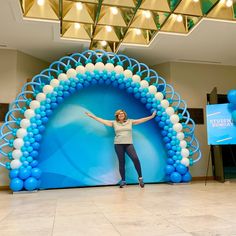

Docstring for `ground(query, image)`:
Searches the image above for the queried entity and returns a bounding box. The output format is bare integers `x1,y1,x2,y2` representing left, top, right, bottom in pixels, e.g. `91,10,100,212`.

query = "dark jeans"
114,144,142,181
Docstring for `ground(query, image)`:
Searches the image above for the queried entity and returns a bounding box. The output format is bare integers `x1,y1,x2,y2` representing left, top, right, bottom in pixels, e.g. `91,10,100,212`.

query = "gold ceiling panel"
62,22,92,40
140,0,170,12
174,0,203,16
63,2,95,24
19,0,236,52
22,0,59,21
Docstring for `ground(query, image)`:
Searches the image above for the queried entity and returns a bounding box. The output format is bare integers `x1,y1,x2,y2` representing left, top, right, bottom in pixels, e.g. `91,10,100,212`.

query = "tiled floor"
0,181,236,236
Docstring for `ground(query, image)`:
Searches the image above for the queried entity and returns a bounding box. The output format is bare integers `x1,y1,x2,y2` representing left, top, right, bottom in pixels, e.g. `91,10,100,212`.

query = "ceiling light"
176,14,183,22
226,0,233,7
220,0,225,4
111,7,118,15
101,41,107,46
142,10,151,19
75,23,81,29
135,29,141,35
37,0,45,6
106,26,112,32
76,2,83,10
192,0,199,2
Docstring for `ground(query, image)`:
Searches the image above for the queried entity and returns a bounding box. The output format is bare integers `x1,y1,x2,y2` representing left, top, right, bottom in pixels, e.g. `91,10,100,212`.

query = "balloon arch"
0,50,201,191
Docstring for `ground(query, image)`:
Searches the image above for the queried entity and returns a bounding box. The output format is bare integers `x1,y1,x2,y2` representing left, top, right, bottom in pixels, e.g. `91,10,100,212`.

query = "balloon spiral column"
0,50,201,191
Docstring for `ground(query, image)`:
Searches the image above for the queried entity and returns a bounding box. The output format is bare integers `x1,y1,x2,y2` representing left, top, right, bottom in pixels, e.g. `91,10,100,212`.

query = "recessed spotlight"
226,0,233,7
111,7,118,15
193,0,199,2
76,2,83,10
220,0,225,4
142,10,151,19
106,26,112,32
75,23,81,29
37,0,45,6
176,14,183,22
101,41,107,46
135,29,141,35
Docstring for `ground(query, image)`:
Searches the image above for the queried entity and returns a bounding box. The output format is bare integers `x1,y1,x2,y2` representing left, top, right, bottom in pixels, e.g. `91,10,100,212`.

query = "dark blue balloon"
10,178,24,191
31,168,42,179
176,164,187,175
167,158,174,165
31,150,39,158
32,142,40,150
165,165,175,174
34,134,42,142
41,117,49,124
24,177,38,191
182,171,192,182
9,169,19,179
170,172,182,183
31,160,39,167
19,168,31,180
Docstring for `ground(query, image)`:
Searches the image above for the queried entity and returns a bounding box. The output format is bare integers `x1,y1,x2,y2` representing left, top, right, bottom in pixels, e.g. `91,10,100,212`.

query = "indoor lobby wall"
153,62,236,178
0,49,49,187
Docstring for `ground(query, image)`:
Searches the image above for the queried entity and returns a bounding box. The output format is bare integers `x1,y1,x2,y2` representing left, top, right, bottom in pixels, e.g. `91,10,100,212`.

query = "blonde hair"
115,109,128,122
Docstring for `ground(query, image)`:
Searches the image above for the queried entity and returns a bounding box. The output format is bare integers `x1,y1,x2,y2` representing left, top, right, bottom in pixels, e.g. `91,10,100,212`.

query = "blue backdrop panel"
206,103,236,145
38,84,167,189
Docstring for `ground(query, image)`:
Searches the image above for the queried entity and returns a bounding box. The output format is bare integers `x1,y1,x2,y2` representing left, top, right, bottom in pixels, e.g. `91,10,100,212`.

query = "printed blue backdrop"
38,84,167,189
206,103,236,145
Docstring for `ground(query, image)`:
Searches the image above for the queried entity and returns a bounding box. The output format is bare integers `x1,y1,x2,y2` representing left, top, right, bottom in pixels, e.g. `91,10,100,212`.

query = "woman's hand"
151,111,157,118
85,112,94,118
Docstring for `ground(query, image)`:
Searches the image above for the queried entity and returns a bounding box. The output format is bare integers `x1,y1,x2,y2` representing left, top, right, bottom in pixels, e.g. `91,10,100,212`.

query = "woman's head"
115,109,127,122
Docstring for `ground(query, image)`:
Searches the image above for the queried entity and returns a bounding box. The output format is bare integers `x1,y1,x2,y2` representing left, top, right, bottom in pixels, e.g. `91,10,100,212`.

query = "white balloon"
16,128,27,138
43,85,53,94
166,107,175,116
105,63,114,72
181,157,190,167
58,73,68,81
36,93,46,102
170,114,180,124
24,109,35,119
123,70,133,79
180,140,187,148
13,138,24,149
12,149,22,159
20,119,30,129
50,79,60,88
76,65,86,74
181,148,190,158
173,123,183,132
95,62,105,71
66,68,77,78
29,100,40,110
132,74,141,83
177,132,185,140
155,92,164,101
161,99,169,109
10,159,22,169
85,63,94,72
114,65,124,74
140,80,149,88
148,85,157,94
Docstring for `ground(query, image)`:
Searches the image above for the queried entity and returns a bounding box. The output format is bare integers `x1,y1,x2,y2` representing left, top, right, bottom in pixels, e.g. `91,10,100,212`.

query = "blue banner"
206,103,236,145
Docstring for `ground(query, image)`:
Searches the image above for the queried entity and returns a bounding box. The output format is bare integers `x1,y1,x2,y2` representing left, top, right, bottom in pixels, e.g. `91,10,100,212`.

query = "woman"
85,109,156,188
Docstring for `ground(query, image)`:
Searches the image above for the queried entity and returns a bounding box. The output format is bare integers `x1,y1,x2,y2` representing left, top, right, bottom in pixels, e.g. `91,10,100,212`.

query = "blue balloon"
31,160,39,167
10,178,24,191
232,110,236,123
167,158,174,165
31,150,39,158
19,168,31,180
24,177,38,191
32,142,40,150
31,168,42,179
182,172,192,182
227,90,236,104
170,172,182,183
165,165,175,174
9,169,19,179
176,164,187,175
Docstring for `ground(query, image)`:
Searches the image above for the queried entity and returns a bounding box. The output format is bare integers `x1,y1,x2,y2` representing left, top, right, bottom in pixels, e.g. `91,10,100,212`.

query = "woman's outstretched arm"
85,112,113,127
132,111,156,125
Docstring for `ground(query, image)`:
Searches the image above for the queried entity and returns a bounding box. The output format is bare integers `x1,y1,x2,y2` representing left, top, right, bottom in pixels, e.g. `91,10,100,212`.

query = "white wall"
0,49,49,187
152,62,236,177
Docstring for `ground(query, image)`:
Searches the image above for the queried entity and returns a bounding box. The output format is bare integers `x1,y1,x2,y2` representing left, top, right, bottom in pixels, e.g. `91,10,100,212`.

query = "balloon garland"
0,50,201,191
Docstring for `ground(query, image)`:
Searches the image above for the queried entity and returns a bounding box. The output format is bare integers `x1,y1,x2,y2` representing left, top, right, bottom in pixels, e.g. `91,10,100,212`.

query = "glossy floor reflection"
0,181,236,236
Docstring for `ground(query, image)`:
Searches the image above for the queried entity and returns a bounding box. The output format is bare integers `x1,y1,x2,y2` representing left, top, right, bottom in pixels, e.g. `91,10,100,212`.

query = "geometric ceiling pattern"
20,0,236,52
